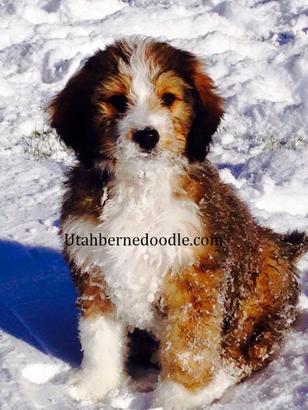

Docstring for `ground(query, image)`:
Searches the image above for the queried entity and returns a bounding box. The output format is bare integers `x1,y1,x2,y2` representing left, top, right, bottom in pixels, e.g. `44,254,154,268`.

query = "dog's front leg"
69,273,126,402
69,314,126,402
152,265,235,410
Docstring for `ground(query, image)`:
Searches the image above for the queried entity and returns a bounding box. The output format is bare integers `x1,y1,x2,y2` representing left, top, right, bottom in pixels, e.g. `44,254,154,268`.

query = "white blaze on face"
117,39,172,145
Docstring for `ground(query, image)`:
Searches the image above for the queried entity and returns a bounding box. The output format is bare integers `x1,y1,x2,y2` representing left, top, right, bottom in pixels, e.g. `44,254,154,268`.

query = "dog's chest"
98,168,201,330
64,162,201,330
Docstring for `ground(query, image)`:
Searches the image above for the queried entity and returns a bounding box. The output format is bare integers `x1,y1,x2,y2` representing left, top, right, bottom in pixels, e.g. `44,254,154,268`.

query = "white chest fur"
63,156,201,330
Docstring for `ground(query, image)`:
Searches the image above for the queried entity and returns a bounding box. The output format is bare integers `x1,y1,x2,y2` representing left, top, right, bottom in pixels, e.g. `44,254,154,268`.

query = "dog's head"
49,37,223,167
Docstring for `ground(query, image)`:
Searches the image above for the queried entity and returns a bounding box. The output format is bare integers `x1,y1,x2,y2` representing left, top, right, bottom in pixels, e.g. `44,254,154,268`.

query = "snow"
22,363,62,384
0,0,307,409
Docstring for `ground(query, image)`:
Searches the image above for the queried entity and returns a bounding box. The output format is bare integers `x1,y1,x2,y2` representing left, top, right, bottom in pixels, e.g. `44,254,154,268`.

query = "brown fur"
154,162,299,387
160,264,224,389
72,264,114,317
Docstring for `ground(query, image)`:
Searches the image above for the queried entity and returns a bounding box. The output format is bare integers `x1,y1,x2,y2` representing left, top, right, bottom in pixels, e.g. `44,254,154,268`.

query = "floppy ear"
186,64,224,162
48,52,104,167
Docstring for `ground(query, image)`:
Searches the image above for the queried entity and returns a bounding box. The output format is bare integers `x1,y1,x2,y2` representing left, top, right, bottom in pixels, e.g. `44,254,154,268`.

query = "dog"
49,37,307,409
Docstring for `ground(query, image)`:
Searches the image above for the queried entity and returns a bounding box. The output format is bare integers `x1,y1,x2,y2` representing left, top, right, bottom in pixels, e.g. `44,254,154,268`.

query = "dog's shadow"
0,239,81,365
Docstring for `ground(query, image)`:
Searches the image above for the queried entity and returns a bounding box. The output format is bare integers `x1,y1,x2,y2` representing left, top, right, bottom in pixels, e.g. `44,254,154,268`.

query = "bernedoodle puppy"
49,37,307,409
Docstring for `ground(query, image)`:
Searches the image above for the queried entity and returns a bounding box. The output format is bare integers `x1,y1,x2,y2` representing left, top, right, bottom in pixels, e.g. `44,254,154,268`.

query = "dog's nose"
132,127,160,151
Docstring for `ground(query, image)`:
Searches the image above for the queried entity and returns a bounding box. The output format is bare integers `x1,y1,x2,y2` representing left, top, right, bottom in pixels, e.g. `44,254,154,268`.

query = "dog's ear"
186,63,224,162
48,52,104,167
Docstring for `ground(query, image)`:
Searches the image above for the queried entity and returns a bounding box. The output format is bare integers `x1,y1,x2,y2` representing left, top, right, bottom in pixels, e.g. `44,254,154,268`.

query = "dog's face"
49,38,223,167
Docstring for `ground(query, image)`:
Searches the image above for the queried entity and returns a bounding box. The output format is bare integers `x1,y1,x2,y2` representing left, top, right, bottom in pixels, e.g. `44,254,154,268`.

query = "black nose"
132,127,159,151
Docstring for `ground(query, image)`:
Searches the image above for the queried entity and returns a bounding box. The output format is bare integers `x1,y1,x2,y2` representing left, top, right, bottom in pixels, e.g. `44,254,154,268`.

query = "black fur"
281,230,308,260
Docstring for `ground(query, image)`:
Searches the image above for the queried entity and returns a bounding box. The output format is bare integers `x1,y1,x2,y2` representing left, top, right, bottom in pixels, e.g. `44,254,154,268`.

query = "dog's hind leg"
221,239,298,376
152,265,236,410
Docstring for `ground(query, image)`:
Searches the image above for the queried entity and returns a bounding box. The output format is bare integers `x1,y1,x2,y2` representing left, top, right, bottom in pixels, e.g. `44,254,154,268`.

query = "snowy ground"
0,0,308,409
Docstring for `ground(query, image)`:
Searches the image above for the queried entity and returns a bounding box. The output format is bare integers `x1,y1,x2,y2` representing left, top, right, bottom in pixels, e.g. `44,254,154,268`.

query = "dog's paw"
152,370,237,410
151,380,193,410
68,370,123,403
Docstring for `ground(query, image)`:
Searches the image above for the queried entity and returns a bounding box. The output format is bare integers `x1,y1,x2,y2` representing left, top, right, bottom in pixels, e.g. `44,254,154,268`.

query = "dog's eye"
108,94,128,112
161,93,176,107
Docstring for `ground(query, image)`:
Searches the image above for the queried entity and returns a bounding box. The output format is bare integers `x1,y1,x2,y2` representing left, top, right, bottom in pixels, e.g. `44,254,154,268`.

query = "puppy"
49,37,307,409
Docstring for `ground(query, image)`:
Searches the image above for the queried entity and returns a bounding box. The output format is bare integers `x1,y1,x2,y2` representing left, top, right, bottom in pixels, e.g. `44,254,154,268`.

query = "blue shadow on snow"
0,240,81,366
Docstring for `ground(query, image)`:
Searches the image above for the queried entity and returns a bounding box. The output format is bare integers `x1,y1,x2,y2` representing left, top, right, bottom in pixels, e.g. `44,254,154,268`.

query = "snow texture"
0,0,307,409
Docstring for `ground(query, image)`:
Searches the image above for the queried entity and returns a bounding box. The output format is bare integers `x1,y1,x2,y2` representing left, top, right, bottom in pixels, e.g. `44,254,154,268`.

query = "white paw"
152,369,237,410
68,369,123,403
151,380,192,410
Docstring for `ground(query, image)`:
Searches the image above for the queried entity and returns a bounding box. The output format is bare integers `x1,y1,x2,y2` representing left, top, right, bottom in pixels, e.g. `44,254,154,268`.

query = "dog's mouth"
115,137,160,161
138,147,158,157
